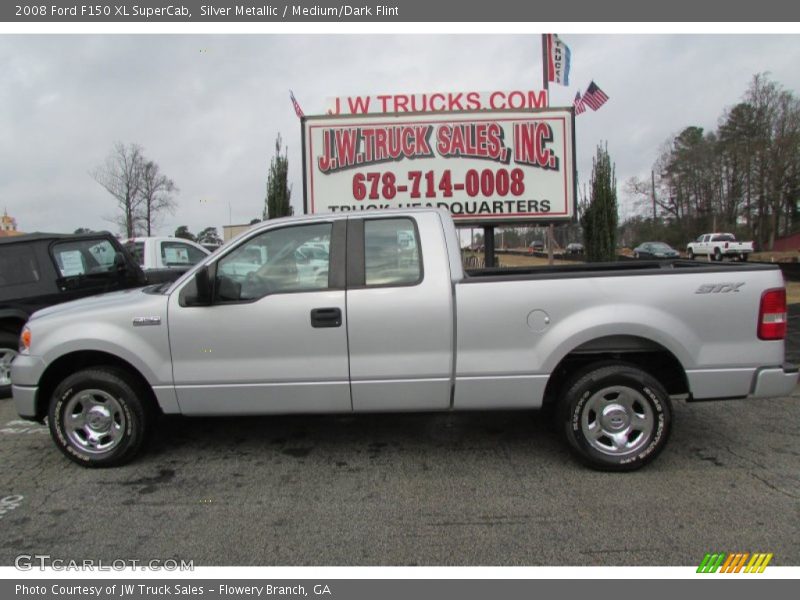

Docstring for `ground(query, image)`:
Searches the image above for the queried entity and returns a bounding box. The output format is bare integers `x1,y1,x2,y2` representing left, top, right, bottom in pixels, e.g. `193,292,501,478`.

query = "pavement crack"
748,471,800,499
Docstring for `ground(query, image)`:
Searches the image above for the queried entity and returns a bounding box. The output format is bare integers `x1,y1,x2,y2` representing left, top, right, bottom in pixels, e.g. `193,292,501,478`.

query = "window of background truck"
52,239,117,277
0,245,40,286
161,241,207,267
364,218,421,287
215,222,332,301
124,241,145,266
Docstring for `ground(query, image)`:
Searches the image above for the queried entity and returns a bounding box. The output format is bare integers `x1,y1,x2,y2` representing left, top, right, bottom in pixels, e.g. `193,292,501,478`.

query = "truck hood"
30,286,164,322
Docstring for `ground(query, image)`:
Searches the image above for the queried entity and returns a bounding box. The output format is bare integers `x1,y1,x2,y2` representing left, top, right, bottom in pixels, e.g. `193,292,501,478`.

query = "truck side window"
364,218,422,287
161,242,206,267
52,240,117,277
215,223,332,301
0,245,40,286
124,241,145,266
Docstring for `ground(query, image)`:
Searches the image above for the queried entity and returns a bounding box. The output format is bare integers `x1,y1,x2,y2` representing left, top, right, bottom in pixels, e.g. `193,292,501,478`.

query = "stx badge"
695,282,745,294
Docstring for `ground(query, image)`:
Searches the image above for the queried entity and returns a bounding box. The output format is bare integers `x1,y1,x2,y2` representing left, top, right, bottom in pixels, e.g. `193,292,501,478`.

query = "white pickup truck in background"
687,233,754,261
123,237,210,271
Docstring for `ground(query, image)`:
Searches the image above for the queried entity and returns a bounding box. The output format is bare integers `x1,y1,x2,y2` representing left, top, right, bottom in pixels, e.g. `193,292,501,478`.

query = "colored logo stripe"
697,553,726,573
697,552,773,573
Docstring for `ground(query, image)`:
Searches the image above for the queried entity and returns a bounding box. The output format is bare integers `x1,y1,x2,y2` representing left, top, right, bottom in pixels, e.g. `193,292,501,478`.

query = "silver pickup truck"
11,208,798,470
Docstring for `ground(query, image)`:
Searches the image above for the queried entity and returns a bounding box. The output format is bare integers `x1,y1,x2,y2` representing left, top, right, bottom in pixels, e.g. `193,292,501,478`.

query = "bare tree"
91,142,145,238
139,160,178,236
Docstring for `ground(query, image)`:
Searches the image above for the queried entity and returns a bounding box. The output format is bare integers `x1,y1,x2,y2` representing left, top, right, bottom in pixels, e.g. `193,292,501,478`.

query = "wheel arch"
542,334,690,408
33,350,160,421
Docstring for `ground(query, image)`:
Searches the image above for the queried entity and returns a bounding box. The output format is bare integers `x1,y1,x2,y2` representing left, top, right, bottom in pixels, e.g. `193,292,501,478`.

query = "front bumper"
13,385,38,420
10,354,46,420
751,364,799,398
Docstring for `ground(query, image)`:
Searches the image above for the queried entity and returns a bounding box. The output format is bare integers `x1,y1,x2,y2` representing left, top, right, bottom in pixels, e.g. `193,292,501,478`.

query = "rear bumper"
750,364,799,398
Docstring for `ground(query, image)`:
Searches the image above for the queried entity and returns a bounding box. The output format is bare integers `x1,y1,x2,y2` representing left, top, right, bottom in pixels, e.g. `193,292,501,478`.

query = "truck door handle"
310,307,342,328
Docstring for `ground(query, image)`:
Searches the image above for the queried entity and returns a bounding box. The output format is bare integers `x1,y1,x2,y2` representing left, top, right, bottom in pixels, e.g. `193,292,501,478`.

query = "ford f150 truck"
11,209,798,470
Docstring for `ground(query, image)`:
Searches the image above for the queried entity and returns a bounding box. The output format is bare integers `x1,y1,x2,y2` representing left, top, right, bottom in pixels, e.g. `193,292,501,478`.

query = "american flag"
574,91,586,115
289,90,305,118
582,81,609,111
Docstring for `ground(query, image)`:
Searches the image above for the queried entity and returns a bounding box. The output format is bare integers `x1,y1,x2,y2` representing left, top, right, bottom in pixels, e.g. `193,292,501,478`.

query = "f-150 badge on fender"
132,316,162,326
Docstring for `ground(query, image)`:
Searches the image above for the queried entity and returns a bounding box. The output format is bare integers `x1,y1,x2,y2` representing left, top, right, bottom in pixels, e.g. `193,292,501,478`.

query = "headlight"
19,327,31,354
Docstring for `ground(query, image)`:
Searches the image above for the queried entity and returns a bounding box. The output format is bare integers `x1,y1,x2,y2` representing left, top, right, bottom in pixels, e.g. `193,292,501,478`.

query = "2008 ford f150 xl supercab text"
11,209,799,470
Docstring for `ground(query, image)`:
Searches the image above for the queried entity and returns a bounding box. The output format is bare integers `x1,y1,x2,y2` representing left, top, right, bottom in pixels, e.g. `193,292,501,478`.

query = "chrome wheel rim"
63,389,126,455
0,347,17,387
581,386,654,456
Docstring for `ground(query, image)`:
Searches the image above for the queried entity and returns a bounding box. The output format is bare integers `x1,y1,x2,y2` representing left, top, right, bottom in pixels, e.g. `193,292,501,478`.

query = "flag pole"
542,34,555,266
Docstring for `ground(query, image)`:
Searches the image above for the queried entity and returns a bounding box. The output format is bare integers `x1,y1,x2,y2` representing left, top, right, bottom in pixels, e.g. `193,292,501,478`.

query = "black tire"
559,362,672,471
741,253,748,262
687,249,694,260
713,247,722,262
48,367,152,467
0,332,19,399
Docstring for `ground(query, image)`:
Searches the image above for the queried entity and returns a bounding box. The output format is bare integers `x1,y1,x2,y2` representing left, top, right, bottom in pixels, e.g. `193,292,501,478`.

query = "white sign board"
302,109,576,224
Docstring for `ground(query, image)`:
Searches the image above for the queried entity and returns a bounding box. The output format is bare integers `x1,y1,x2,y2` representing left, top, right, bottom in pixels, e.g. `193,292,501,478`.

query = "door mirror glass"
183,265,212,306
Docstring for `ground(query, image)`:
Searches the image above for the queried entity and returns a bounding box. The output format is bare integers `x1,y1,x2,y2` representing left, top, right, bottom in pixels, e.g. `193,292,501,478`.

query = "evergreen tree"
174,225,196,241
582,143,618,262
263,134,293,220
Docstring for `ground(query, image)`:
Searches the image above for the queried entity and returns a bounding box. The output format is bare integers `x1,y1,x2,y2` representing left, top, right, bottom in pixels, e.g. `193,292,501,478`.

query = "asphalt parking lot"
0,394,798,567
0,310,798,567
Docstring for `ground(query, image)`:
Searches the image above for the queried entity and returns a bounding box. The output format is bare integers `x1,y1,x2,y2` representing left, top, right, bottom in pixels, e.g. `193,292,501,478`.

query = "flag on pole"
545,34,571,86
581,81,609,111
289,90,305,118
574,91,586,115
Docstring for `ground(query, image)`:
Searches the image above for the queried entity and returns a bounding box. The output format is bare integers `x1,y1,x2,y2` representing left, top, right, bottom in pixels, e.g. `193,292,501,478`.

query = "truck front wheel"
0,332,19,399
559,363,672,471
48,367,152,467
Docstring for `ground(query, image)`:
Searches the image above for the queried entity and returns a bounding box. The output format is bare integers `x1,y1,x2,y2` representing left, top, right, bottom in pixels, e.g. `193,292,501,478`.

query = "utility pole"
651,170,657,221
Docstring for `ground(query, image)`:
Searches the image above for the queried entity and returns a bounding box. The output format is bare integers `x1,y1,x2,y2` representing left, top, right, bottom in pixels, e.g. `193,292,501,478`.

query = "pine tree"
582,143,618,262
263,134,293,220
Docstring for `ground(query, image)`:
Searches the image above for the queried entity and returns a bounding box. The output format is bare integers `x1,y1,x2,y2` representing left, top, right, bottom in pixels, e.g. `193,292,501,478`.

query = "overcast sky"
2,34,800,236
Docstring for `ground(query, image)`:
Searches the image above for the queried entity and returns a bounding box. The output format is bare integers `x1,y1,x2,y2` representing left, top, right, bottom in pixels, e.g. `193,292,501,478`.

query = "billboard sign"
302,108,576,224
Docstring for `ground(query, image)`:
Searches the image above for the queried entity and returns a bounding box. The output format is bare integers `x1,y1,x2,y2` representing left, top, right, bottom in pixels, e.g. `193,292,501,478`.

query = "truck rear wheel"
559,363,672,471
48,367,152,467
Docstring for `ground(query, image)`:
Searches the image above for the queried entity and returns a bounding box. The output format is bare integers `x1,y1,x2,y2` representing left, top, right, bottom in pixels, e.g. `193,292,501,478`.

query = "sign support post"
542,34,555,266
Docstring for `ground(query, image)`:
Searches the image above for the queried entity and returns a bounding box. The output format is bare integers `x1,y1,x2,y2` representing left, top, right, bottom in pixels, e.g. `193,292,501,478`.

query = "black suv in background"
0,232,148,397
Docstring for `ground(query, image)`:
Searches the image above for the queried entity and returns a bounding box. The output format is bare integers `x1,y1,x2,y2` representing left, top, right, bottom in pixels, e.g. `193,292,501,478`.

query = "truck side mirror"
184,265,213,306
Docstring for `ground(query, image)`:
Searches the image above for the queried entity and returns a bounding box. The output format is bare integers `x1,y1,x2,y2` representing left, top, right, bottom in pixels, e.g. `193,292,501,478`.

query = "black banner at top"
3,0,800,22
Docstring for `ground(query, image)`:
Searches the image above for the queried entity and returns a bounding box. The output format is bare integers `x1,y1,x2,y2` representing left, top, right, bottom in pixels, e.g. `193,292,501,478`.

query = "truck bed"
465,259,778,281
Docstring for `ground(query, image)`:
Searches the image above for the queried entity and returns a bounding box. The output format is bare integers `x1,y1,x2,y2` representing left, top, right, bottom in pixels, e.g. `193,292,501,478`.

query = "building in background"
0,209,22,237
222,223,256,242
